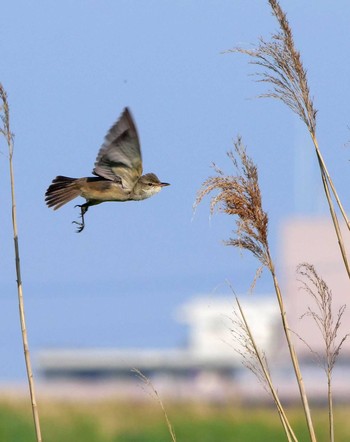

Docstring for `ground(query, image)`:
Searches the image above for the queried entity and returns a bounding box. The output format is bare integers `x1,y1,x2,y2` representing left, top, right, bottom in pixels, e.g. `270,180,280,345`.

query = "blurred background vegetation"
1,399,350,442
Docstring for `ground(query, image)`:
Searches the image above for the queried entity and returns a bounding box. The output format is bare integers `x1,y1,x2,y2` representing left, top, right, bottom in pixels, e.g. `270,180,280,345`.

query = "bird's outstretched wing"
92,108,143,191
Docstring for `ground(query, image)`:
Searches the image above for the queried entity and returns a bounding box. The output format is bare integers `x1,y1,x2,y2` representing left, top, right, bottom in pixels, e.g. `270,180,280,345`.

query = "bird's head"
136,173,170,199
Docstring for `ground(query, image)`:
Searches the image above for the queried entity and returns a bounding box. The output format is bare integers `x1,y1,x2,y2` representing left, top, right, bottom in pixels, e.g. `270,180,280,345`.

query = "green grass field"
1,398,350,441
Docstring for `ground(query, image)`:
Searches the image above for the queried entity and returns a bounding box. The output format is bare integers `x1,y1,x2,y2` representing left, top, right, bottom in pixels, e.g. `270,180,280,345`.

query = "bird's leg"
72,203,89,233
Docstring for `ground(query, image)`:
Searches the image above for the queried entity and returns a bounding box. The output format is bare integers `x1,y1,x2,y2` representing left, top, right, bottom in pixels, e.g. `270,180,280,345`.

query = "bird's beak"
160,182,170,187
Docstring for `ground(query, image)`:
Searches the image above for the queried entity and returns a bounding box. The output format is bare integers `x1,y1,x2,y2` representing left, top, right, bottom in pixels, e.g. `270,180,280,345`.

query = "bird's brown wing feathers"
92,107,143,191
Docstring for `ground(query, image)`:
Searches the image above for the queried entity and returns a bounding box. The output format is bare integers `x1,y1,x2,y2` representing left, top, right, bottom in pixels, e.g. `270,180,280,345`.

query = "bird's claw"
72,204,88,233
72,220,85,233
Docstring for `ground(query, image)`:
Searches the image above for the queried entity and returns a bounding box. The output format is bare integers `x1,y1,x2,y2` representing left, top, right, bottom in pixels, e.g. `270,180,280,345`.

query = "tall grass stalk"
297,263,349,442
195,138,316,441
228,0,350,279
232,295,297,442
268,259,315,441
0,84,42,442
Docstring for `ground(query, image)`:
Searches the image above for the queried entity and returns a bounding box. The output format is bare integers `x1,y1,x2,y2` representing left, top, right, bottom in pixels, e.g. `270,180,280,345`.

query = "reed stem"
0,84,43,442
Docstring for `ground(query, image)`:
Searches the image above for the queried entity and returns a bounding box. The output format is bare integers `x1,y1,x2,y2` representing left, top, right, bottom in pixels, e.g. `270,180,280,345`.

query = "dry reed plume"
298,263,349,442
229,1,316,133
0,84,43,441
196,137,269,268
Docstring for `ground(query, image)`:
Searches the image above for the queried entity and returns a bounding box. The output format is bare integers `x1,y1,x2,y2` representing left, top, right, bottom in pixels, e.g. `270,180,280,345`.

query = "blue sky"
0,1,350,379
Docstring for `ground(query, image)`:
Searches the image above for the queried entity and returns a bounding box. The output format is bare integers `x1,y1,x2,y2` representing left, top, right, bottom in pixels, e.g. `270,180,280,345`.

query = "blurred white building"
38,295,278,381
177,295,278,359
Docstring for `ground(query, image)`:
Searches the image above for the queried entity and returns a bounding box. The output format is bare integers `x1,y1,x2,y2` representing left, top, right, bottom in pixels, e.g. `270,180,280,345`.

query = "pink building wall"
280,217,350,359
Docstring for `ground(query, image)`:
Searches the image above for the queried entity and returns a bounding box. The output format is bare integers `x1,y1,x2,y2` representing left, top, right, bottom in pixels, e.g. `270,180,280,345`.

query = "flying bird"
45,108,169,232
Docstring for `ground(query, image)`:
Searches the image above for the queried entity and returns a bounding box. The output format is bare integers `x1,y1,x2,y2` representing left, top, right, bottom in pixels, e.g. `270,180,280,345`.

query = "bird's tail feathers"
45,176,80,210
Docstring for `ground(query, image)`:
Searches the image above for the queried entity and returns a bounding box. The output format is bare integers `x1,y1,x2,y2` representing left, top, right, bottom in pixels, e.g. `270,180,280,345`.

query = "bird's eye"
148,183,153,186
